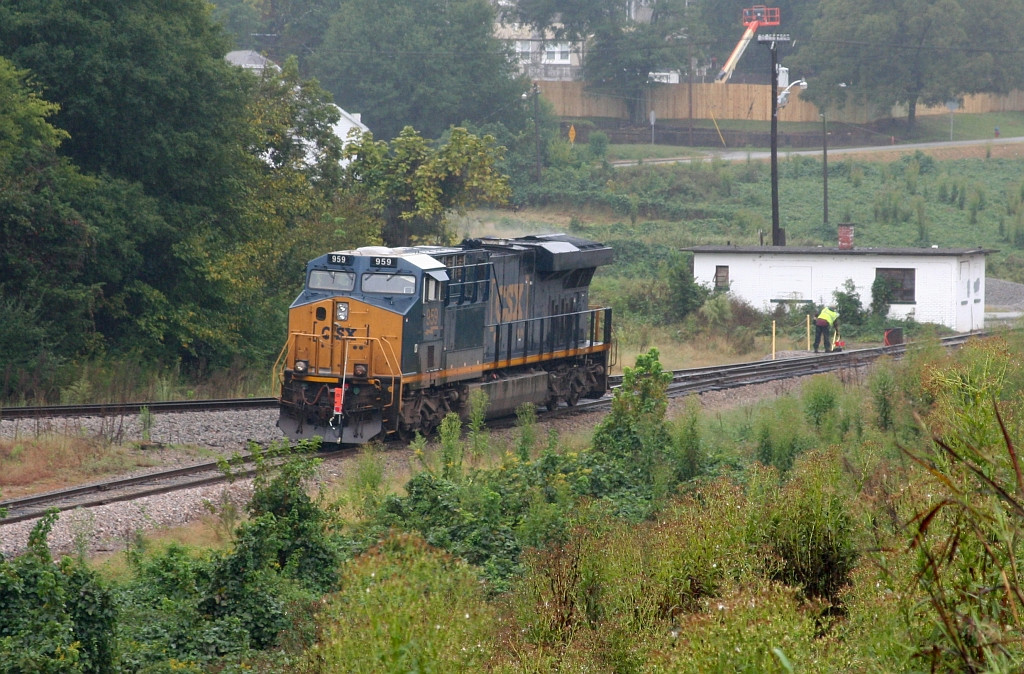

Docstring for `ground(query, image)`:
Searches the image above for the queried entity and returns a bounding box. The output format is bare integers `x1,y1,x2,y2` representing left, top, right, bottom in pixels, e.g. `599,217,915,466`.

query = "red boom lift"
714,5,780,83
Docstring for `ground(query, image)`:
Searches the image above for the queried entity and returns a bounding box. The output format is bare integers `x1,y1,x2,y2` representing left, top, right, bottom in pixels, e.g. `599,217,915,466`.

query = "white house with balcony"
684,237,992,332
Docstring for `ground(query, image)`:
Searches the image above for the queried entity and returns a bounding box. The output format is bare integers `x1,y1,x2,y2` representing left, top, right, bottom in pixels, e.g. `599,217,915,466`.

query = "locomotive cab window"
423,269,448,303
424,276,441,302
308,270,355,292
362,273,416,295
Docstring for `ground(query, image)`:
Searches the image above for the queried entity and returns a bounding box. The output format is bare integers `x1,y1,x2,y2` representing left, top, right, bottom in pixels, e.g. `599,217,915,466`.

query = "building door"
956,260,972,331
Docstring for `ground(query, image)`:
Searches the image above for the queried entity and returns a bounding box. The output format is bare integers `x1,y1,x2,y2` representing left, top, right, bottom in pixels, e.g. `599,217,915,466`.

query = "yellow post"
807,314,811,351
772,320,776,360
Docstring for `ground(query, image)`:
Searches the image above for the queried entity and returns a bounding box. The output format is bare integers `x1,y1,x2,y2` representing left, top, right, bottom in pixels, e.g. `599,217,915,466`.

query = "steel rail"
0,397,278,421
0,458,256,525
0,332,987,524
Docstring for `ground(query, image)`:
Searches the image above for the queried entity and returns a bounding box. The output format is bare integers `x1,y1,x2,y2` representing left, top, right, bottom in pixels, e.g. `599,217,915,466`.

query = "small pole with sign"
568,124,576,145
649,109,656,144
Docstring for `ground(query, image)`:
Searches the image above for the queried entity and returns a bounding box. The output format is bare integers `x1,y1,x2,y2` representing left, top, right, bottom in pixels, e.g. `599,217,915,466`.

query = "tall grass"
0,433,158,495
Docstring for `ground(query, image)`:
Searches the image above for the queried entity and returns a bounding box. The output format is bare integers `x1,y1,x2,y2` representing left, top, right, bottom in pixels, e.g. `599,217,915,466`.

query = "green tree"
0,0,262,367
341,127,511,246
0,57,167,398
309,0,528,141
0,1,367,369
211,0,340,68
667,252,710,321
796,0,1024,131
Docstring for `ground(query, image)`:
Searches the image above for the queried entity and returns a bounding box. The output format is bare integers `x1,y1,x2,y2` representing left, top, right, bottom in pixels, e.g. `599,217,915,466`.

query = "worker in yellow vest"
814,305,840,353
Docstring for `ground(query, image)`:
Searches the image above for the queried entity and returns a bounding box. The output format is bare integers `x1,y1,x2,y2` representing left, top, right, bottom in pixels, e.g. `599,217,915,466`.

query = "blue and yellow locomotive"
276,234,614,444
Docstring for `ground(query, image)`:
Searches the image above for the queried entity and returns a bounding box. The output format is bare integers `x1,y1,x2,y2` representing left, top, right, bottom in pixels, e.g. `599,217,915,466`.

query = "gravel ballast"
1,370,832,559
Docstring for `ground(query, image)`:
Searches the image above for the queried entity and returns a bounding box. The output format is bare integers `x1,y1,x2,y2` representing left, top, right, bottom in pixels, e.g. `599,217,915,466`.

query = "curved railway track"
0,333,982,525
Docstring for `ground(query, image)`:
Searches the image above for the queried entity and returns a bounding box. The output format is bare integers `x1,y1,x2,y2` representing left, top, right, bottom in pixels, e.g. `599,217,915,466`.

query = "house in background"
492,1,676,83
685,228,992,332
225,50,369,157
492,12,583,82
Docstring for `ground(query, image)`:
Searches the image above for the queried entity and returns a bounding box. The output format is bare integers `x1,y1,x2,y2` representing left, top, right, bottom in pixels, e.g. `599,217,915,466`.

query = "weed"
515,403,537,461
202,489,242,542
466,388,490,461
139,405,153,442
70,508,97,560
347,444,385,519
803,373,842,431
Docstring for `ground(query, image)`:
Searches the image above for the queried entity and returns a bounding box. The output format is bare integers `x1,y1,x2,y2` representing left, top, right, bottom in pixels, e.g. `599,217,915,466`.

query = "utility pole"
758,31,790,246
822,111,829,227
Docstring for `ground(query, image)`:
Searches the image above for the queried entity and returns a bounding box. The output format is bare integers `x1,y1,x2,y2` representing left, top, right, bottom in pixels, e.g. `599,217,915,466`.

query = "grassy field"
605,111,1024,160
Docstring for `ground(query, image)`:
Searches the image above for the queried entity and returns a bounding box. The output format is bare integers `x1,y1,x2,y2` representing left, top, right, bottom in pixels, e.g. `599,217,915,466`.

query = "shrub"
868,362,899,431
672,395,704,481
832,278,865,326
588,130,609,159
765,450,858,602
0,511,117,674
802,374,842,431
870,275,896,317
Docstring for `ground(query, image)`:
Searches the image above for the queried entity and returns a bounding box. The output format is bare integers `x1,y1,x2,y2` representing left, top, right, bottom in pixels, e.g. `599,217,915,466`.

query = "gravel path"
986,278,1024,310
0,371,826,560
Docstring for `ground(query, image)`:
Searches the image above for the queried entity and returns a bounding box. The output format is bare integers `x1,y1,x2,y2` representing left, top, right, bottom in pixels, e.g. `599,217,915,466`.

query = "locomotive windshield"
362,273,417,295
308,269,355,292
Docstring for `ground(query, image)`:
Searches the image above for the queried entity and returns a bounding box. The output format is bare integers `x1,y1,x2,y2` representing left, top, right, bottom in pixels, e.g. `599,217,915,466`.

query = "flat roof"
683,245,996,256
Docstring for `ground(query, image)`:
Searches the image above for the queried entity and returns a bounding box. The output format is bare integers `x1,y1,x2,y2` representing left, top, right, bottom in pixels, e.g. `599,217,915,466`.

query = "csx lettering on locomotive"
276,234,614,445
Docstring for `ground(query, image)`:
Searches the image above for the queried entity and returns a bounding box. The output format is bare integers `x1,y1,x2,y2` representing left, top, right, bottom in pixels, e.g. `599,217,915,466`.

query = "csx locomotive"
276,234,614,444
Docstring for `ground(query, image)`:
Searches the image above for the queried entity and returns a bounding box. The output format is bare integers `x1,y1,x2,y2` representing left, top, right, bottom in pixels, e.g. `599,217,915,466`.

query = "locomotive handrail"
271,339,290,392
489,306,611,367
339,334,403,409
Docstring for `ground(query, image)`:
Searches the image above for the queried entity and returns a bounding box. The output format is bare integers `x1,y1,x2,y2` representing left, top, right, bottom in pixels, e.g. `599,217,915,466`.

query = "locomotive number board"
327,253,398,268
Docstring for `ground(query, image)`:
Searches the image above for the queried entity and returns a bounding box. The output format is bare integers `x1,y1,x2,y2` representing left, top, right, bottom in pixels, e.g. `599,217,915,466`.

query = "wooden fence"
538,80,1024,126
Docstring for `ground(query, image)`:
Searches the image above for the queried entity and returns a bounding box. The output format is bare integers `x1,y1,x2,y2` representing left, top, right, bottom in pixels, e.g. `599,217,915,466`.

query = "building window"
542,41,571,64
714,265,729,290
875,268,916,303
515,40,533,63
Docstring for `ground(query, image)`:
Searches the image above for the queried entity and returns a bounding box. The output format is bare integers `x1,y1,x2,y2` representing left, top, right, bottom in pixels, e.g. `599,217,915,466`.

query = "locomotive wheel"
566,387,580,407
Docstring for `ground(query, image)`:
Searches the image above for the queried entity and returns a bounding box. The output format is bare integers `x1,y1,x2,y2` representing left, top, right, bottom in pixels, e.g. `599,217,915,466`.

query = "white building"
685,240,992,332
225,50,369,163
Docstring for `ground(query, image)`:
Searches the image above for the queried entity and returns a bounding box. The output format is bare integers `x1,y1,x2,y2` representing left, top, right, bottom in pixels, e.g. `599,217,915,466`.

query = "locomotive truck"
276,234,614,445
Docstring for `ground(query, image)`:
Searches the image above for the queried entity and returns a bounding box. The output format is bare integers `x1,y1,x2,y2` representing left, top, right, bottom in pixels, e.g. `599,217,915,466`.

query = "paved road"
611,135,1024,166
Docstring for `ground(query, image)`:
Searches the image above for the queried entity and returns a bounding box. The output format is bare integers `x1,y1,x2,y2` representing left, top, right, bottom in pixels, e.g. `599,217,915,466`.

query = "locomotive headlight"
336,302,349,321
294,360,309,374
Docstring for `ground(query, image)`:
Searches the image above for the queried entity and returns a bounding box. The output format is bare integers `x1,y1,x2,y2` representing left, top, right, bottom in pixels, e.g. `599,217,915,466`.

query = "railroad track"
0,333,982,524
0,456,260,525
0,397,277,421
